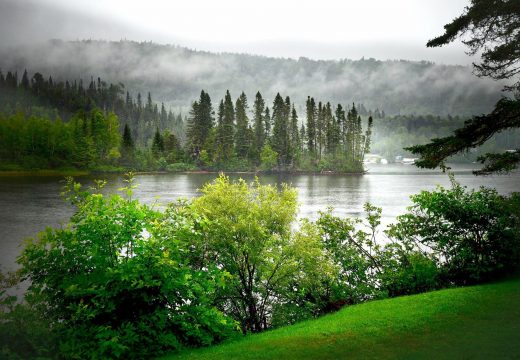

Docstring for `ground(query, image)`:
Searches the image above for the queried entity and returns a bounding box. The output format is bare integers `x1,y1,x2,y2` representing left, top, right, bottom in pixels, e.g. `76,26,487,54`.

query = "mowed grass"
161,278,520,360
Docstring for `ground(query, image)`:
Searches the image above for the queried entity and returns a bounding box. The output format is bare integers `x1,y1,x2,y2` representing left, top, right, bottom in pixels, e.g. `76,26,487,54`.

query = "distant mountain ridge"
0,39,504,116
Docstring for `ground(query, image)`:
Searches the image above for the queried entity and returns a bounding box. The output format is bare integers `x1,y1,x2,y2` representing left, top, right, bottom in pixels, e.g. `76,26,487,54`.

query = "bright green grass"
161,278,520,360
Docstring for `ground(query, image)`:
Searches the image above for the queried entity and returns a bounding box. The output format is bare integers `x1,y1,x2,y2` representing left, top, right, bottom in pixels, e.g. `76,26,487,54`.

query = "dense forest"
1,68,518,172
0,69,372,172
0,40,504,115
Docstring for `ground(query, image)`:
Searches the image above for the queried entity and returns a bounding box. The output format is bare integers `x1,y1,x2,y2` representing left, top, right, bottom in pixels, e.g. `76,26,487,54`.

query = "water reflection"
1,164,519,271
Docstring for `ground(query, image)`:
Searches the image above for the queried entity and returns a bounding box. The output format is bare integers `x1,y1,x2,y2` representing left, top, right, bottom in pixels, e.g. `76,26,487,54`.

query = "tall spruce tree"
271,93,289,168
151,127,164,157
253,91,266,161
186,90,214,158
221,90,235,160
289,105,300,164
306,96,317,155
234,92,250,158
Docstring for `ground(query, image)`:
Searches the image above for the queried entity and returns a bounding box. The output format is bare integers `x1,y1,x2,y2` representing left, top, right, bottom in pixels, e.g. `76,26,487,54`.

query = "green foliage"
190,175,301,332
388,176,520,285
408,0,520,174
259,144,278,171
1,269,59,360
16,174,238,359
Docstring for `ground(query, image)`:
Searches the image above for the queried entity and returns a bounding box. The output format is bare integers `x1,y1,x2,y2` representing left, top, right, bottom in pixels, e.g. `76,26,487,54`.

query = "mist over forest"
0,39,504,116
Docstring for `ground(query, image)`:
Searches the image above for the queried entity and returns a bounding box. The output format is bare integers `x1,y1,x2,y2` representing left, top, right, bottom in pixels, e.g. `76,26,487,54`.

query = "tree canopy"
407,0,520,174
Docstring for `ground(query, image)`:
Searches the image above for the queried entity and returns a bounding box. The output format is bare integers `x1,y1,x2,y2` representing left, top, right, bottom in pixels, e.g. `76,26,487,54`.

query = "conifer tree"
152,127,164,157
316,102,325,160
290,105,300,164
306,96,317,155
234,92,249,158
253,91,266,160
263,106,271,141
219,90,235,160
186,90,214,158
122,123,134,149
271,93,289,168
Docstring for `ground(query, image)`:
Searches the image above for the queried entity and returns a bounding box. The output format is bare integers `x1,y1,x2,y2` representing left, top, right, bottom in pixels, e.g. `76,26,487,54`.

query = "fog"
1,0,473,63
0,0,505,115
0,39,503,116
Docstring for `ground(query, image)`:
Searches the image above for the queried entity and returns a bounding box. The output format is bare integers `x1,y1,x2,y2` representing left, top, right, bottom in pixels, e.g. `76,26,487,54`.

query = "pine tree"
316,102,324,160
252,91,266,161
234,92,249,158
122,123,134,149
222,90,235,160
186,90,214,158
160,103,167,129
151,127,164,157
271,93,289,168
289,105,300,165
306,97,317,156
263,106,271,141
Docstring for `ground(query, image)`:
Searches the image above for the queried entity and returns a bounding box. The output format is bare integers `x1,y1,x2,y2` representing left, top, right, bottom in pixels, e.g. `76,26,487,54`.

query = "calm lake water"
1,164,519,271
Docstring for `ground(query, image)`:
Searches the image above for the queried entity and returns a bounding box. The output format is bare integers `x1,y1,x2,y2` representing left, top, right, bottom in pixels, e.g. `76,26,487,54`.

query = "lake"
1,163,519,272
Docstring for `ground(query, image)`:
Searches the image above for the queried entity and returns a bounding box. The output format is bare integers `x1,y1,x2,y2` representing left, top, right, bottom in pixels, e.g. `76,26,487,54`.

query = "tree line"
185,90,373,172
0,69,375,173
0,68,185,146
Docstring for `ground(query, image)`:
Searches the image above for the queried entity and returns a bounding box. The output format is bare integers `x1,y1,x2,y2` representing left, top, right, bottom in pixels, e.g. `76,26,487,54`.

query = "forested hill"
0,40,504,116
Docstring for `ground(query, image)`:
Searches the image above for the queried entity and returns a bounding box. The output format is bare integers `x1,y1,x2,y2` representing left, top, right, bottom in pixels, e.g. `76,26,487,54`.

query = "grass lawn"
161,278,520,360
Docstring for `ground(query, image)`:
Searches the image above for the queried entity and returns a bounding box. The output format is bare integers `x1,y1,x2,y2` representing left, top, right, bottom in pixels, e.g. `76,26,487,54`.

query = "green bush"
378,248,439,297
388,176,520,285
17,175,238,359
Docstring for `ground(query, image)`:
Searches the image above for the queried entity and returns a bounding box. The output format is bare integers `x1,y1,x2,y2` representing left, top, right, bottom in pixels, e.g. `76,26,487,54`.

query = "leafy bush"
17,175,238,359
260,144,278,171
189,175,337,332
388,176,520,285
378,247,439,297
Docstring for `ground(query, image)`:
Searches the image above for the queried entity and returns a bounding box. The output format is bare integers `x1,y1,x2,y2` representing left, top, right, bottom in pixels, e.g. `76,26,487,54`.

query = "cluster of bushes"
1,174,519,359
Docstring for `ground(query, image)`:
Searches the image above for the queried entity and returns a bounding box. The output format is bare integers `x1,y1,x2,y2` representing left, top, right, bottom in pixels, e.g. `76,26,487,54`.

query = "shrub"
17,175,238,359
387,176,520,285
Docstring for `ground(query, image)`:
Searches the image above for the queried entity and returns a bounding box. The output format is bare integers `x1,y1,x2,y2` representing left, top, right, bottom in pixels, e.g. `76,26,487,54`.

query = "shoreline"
0,168,368,177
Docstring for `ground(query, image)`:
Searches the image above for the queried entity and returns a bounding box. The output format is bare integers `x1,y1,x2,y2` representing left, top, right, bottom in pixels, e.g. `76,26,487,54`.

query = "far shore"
0,168,368,177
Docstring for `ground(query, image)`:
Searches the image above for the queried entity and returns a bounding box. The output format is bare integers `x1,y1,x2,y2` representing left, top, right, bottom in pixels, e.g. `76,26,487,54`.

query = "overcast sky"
1,0,473,64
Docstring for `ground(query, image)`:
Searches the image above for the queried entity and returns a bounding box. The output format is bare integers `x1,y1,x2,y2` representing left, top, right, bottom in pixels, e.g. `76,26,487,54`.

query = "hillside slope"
0,40,504,115
162,278,520,360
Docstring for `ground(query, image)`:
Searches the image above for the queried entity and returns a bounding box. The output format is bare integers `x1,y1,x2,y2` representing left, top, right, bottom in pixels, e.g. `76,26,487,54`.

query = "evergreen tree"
214,100,226,162
151,127,164,157
252,91,266,161
122,123,134,149
271,93,289,168
289,105,300,164
234,92,250,158
305,97,317,156
263,106,271,141
186,90,214,158
215,90,235,161
316,102,324,160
